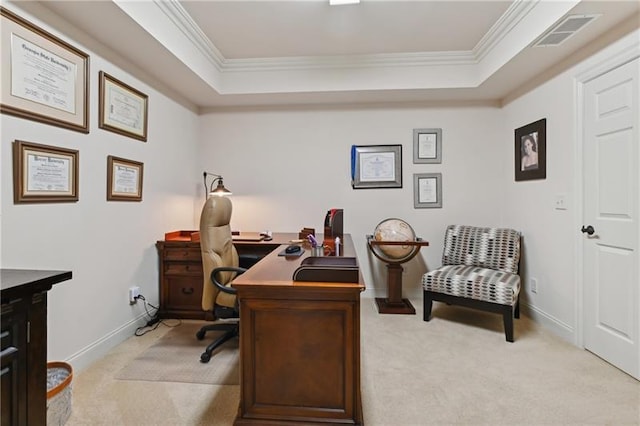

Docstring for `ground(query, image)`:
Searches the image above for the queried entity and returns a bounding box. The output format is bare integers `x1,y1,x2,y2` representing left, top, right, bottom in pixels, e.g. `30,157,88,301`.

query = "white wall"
501,29,640,344
0,3,200,370
198,105,504,299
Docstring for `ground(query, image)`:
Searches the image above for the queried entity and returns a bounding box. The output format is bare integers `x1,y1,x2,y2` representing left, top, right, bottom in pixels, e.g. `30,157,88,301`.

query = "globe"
372,218,417,262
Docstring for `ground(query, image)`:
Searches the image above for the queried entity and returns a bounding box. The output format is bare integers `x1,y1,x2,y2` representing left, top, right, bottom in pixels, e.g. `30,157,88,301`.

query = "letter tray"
292,256,359,283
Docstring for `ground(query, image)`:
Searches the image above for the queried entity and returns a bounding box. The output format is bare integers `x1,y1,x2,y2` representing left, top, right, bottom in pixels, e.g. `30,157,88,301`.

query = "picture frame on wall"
351,144,402,189
107,155,144,201
1,7,90,133
413,128,442,164
413,173,442,208
12,140,79,203
515,118,546,181
99,71,148,142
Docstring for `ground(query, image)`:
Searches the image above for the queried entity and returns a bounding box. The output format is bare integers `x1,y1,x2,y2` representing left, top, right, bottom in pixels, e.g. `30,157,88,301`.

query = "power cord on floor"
133,294,182,336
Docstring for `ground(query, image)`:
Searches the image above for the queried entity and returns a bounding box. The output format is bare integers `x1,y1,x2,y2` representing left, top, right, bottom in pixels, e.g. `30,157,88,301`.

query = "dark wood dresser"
1,269,72,426
156,231,294,319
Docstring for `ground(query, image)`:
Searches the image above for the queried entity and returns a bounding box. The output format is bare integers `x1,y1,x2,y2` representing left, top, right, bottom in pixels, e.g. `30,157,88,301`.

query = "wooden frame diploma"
107,156,143,201
13,140,79,203
99,71,148,141
1,7,90,133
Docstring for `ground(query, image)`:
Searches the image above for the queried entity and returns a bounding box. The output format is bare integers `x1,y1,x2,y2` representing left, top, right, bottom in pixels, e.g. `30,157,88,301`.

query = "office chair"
196,195,245,363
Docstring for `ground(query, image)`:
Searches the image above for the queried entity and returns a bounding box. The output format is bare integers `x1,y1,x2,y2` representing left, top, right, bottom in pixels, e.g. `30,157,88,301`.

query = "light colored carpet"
115,322,239,385
66,299,639,425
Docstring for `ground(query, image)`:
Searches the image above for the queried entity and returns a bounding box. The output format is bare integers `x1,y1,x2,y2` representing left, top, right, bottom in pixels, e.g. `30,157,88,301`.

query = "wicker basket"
47,361,73,426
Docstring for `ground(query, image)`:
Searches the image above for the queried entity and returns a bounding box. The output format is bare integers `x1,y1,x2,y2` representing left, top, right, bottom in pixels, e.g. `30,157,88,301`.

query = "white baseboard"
521,301,576,345
63,313,148,373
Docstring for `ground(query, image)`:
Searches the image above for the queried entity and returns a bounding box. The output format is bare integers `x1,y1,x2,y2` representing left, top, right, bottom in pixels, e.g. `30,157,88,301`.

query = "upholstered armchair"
422,225,522,342
196,195,246,363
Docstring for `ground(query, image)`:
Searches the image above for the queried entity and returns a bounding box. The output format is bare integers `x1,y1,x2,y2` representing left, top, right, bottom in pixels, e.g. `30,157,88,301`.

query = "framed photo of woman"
515,118,546,181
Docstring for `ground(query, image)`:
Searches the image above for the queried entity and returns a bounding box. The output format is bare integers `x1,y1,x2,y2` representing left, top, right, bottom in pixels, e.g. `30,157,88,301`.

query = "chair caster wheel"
200,352,211,363
196,330,206,340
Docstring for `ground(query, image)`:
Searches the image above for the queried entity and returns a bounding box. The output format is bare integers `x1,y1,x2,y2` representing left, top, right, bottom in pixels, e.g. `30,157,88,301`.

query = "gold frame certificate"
13,140,79,203
99,71,148,141
107,156,144,201
1,7,89,133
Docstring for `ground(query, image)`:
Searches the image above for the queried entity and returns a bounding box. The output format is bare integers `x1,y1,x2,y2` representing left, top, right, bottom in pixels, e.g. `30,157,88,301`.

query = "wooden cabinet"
156,240,207,320
156,232,294,320
1,269,72,426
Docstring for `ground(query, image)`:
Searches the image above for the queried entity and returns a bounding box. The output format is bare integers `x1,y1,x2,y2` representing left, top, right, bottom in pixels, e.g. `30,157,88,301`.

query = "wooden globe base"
375,263,416,314
367,237,429,315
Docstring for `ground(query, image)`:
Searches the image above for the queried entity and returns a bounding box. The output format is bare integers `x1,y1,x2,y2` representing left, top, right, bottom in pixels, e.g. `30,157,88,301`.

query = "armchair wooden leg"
502,307,514,342
423,291,433,321
514,299,520,319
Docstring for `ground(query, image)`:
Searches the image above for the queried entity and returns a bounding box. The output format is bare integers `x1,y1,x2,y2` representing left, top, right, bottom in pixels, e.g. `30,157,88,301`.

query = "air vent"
533,14,600,47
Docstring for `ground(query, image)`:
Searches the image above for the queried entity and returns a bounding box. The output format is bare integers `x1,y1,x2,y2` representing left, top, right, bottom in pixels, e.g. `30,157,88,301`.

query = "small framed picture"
12,140,79,203
107,155,143,201
351,144,402,189
413,128,442,164
515,118,546,181
413,173,442,208
99,71,148,141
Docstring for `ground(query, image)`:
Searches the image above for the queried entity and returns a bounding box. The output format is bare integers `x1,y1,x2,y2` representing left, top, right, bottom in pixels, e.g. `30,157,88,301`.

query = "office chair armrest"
211,267,246,295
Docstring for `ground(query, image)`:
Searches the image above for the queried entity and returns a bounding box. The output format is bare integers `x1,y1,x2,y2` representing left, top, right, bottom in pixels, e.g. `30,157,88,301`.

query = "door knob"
581,225,595,235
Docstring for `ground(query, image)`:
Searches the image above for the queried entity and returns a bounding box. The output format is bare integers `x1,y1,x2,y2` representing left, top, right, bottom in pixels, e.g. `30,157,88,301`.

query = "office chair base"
197,323,239,363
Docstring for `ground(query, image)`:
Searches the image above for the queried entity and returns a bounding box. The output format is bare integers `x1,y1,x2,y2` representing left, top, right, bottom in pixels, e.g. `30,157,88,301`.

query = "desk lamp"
203,171,232,198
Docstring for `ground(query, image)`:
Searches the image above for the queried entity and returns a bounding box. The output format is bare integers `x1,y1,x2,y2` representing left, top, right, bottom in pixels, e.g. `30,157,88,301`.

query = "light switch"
555,193,568,210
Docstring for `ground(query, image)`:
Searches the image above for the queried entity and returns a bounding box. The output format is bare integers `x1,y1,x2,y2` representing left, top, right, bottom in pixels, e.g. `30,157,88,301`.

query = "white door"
583,58,639,379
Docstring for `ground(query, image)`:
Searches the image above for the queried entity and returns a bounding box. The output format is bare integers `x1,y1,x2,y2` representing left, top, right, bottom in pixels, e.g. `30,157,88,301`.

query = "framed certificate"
1,7,90,133
12,140,79,203
107,156,144,201
413,128,442,164
99,71,148,141
413,173,442,208
351,145,402,189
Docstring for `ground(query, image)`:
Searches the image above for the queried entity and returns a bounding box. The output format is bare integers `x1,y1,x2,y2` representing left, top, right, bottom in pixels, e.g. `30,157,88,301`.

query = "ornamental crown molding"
155,0,537,73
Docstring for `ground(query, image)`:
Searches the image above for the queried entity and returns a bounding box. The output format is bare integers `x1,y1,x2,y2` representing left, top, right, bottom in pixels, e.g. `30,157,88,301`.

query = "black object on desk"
278,245,304,257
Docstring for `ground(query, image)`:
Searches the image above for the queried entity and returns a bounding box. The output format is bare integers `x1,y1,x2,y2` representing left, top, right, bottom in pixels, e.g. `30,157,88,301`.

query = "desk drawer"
164,263,201,276
165,276,203,311
164,248,201,261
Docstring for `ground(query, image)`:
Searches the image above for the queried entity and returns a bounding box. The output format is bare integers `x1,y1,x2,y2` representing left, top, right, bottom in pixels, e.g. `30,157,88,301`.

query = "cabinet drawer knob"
182,287,194,295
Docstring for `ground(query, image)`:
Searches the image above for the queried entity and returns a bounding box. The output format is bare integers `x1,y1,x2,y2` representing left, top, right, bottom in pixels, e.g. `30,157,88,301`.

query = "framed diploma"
351,145,402,189
107,156,144,201
1,7,89,133
99,71,148,142
413,173,442,208
413,128,442,164
12,140,79,203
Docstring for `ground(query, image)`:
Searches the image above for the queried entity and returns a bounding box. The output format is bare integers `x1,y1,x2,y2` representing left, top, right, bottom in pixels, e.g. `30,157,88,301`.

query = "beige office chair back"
199,196,239,312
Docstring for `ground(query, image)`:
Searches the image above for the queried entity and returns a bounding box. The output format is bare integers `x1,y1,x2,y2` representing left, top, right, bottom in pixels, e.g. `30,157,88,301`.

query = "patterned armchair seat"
422,225,522,342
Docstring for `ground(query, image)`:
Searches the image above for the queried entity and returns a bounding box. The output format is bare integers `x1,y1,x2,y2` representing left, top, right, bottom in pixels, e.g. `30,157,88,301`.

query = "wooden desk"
1,269,72,426
232,234,365,425
156,232,296,319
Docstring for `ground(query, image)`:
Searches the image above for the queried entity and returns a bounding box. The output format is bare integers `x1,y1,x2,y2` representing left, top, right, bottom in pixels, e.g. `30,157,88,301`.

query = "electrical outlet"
554,193,568,210
129,286,140,304
530,278,538,294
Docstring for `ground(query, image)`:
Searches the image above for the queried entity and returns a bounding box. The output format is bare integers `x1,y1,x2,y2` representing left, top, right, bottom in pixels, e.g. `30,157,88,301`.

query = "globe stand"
367,237,429,315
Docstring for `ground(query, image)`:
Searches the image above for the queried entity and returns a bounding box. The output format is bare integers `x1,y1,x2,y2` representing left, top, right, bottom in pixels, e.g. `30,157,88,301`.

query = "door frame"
574,34,640,349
